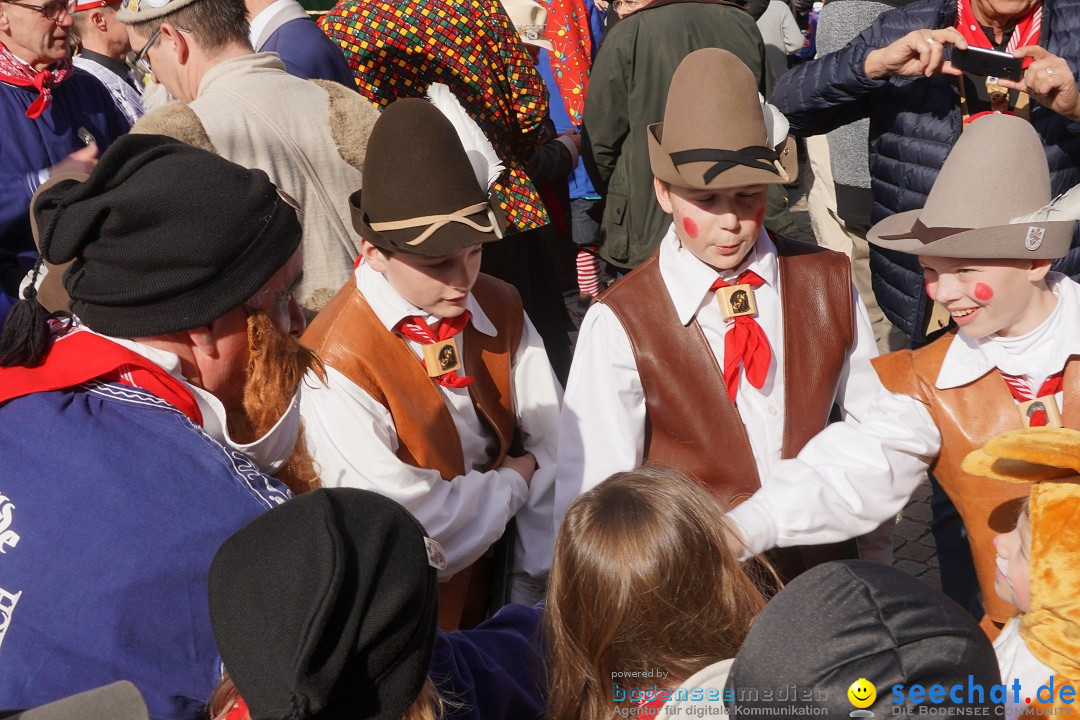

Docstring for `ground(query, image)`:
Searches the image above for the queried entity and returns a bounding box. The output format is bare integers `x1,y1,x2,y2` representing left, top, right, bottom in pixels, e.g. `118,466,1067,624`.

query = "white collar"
355,262,498,337
102,332,301,475
248,0,297,49
936,274,1080,389
658,223,778,327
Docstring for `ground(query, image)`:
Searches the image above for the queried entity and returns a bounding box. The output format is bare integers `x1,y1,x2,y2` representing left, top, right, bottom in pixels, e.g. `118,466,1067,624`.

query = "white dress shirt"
556,224,882,528
994,618,1054,715
730,273,1078,556
300,264,563,601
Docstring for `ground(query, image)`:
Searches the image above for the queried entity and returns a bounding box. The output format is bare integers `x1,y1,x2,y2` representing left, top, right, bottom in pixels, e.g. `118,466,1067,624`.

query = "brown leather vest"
873,333,1080,627
301,273,524,630
599,237,858,580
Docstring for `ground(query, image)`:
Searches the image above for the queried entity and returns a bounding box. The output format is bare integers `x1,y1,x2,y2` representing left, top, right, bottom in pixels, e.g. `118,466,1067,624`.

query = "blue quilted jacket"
772,0,1080,344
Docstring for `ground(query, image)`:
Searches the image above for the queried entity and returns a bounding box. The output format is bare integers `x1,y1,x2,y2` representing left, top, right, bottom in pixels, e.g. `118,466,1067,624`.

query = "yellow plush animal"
963,428,1080,717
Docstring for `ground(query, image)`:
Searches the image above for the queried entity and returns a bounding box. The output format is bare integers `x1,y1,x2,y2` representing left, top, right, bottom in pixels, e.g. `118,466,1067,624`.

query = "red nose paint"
974,283,994,301
683,217,699,239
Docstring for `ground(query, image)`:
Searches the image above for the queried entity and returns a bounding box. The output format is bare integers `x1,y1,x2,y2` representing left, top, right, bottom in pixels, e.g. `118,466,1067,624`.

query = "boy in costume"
730,113,1080,636
300,96,562,630
557,48,887,579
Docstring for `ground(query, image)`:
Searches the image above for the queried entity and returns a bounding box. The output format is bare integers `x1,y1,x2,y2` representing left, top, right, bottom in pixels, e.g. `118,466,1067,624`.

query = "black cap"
31,134,302,338
208,489,439,720
727,561,1001,718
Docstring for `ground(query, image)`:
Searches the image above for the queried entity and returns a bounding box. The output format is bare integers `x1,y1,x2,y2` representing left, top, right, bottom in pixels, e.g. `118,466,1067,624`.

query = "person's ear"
187,323,221,363
160,21,189,63
1028,258,1054,283
0,4,11,32
92,8,108,31
654,176,673,214
360,239,391,272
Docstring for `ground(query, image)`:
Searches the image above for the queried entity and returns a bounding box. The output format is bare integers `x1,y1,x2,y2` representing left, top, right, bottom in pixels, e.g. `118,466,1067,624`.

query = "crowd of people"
2,0,1080,715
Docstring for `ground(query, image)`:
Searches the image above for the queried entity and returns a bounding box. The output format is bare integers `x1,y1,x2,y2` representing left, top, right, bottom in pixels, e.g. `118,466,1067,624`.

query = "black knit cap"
31,133,302,337
208,489,439,720
727,561,1001,719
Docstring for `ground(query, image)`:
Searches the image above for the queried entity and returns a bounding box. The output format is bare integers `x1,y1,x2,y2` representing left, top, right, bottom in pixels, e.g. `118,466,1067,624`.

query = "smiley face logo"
848,679,877,709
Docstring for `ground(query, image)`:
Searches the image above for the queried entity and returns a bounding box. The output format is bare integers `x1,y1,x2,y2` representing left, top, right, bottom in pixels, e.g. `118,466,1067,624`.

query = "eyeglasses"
612,0,645,10
124,25,160,76
4,0,74,21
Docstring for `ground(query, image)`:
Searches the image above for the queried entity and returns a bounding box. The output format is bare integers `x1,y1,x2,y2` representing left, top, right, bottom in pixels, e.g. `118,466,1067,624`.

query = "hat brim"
647,122,797,189
867,209,1074,259
350,189,505,257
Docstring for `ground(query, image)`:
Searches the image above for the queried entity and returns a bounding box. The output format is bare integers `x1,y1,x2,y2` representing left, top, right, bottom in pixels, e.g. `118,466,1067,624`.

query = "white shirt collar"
100,332,301,474
658,223,778,327
355,262,498,337
248,0,297,49
936,274,1080,389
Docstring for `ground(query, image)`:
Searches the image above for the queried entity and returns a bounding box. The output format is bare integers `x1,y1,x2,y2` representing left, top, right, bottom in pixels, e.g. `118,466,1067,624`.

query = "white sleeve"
509,312,564,599
555,302,646,530
834,283,882,423
728,386,941,556
300,366,529,580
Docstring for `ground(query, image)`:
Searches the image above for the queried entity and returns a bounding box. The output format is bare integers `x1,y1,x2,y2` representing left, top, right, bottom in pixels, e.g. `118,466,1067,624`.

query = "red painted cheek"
974,283,994,302
682,217,699,239
924,279,933,297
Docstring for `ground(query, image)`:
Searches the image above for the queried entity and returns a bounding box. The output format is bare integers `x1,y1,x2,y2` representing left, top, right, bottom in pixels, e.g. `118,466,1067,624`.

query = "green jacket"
583,0,780,269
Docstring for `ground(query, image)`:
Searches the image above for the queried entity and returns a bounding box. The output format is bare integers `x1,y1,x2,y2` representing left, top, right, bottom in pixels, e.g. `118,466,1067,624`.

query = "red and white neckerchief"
0,40,75,119
395,311,474,388
225,697,249,720
1000,369,1064,427
955,0,1041,66
0,322,202,423
710,271,772,405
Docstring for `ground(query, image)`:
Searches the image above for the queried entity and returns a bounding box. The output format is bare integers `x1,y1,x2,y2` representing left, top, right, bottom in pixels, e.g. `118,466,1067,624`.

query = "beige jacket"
132,53,378,316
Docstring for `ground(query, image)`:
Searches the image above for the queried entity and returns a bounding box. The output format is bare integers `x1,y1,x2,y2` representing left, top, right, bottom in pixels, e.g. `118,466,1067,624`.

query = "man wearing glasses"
0,0,129,326
71,0,144,124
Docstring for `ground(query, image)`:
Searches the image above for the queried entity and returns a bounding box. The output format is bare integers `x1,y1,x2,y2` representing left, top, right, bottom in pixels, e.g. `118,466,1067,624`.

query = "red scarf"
710,271,772,404
395,311,474,388
1000,369,1063,426
0,324,203,423
955,0,1041,68
0,40,74,118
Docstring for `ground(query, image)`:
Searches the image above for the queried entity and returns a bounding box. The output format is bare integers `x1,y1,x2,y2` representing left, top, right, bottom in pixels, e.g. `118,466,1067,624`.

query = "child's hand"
501,453,538,487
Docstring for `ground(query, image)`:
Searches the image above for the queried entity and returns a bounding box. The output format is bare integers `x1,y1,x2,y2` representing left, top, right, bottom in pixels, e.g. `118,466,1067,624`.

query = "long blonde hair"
545,466,767,720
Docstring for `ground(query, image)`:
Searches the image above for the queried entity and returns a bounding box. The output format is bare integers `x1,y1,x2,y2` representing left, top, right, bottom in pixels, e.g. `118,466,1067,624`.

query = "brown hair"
227,311,325,495
130,0,249,53
545,466,767,720
208,671,445,720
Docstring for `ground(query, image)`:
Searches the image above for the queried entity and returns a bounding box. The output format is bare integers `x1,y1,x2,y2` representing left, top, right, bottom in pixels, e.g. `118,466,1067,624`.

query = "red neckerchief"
955,0,1041,68
0,40,75,118
710,271,772,404
1000,369,1064,426
0,323,203,423
395,311,474,388
225,698,249,720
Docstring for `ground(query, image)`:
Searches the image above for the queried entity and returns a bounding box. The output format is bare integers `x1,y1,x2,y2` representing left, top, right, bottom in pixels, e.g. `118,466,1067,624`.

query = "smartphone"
951,47,1024,82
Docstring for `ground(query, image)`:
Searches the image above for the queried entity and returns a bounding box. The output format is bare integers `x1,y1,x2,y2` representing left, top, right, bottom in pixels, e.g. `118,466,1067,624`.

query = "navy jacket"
260,17,355,87
0,71,129,314
433,604,545,720
0,383,289,719
771,0,1080,343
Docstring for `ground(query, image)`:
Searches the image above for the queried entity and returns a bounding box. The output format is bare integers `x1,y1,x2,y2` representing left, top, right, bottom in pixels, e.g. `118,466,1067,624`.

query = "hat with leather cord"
351,91,506,258
867,113,1074,259
648,48,797,190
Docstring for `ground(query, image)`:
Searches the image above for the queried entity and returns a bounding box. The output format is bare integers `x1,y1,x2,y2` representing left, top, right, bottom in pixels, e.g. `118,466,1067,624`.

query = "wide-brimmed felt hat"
352,98,505,258
501,0,553,51
868,114,1073,259
648,48,797,190
0,682,149,720
115,0,204,23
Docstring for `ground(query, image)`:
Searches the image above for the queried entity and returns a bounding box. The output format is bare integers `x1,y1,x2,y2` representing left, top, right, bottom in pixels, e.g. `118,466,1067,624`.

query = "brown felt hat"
648,48,797,190
351,99,505,257
868,114,1073,259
